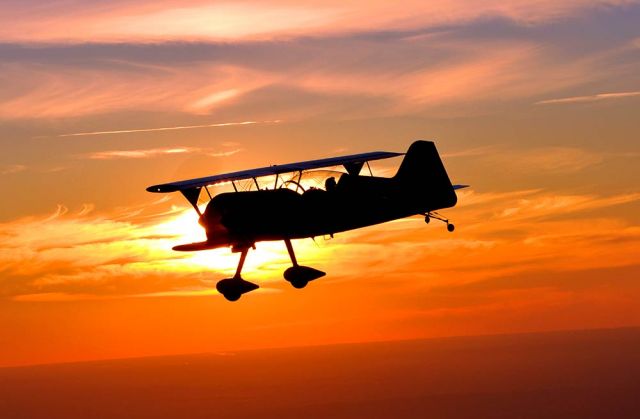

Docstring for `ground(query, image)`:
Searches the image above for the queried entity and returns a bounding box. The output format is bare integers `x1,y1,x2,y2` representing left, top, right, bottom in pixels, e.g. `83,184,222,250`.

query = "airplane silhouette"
147,140,467,301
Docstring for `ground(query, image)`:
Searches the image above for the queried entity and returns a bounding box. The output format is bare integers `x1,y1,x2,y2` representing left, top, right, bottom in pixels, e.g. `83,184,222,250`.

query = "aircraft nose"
202,208,230,242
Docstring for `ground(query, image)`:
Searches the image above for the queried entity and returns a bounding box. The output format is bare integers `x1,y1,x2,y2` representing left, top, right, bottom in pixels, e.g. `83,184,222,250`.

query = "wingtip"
146,184,176,193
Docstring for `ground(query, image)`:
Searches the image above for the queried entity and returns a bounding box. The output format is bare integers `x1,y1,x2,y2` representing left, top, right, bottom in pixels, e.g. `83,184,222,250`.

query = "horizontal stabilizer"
453,184,470,190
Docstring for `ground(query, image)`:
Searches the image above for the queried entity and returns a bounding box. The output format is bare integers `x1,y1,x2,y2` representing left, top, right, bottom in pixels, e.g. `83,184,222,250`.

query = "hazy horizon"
0,324,636,370
2,327,639,418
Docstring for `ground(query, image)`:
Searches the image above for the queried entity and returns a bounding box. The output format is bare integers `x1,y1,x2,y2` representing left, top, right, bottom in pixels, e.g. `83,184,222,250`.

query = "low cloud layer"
1,186,637,302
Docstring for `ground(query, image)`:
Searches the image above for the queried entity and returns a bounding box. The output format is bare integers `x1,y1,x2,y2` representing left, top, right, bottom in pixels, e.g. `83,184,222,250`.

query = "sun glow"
149,208,326,282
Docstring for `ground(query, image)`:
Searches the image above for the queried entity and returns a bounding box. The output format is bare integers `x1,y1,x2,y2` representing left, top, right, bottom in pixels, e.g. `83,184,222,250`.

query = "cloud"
0,1,634,42
496,192,640,219
291,42,540,102
335,188,640,284
1,3,638,120
453,189,542,207
0,63,276,119
0,205,201,299
12,292,107,302
86,147,193,160
0,164,26,175
84,146,242,160
440,145,606,174
97,3,340,41
535,90,640,105
0,202,320,299
187,89,242,113
441,146,498,158
0,184,638,303
493,146,604,173
251,39,605,118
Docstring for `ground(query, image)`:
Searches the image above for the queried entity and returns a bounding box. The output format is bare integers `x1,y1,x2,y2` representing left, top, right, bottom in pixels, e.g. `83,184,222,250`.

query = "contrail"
52,120,281,138
535,91,640,105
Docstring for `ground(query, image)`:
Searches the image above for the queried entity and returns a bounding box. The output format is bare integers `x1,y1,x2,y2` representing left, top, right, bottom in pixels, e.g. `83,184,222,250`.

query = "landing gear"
215,239,325,300
425,212,455,233
215,248,259,302
283,238,325,289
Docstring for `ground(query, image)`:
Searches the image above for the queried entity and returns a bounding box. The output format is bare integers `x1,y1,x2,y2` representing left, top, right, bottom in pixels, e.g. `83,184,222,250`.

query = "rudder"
394,140,457,211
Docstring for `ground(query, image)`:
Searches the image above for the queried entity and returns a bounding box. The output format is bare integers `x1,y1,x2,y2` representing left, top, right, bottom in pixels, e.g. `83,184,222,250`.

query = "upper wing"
147,150,404,193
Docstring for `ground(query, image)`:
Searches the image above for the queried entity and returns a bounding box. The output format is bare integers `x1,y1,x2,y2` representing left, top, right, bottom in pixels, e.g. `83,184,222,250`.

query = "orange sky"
0,0,639,367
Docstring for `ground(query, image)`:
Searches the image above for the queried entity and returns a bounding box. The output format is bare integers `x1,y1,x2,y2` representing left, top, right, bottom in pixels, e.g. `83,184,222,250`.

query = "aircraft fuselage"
201,170,456,249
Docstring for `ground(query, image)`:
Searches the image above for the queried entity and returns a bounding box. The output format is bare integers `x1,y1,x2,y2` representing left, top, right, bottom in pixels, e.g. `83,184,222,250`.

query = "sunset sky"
0,0,639,368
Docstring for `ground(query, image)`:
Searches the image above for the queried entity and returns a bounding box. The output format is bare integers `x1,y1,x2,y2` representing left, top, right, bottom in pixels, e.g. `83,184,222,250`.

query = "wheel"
223,291,241,302
424,215,430,224
447,223,455,232
216,278,243,302
291,279,308,289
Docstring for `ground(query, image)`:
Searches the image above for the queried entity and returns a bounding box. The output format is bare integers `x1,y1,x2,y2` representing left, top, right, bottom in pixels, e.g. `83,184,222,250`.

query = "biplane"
147,140,467,301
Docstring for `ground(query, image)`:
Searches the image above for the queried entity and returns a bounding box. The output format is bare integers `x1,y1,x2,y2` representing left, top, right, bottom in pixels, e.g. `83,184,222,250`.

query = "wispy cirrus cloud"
0,164,26,175
0,63,275,119
439,145,605,174
535,90,640,105
441,146,499,159
495,192,640,220
493,146,605,173
85,146,241,160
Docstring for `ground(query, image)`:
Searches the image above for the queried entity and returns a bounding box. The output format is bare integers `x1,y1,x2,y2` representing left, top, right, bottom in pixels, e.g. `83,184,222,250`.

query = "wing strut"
180,187,202,216
344,161,364,175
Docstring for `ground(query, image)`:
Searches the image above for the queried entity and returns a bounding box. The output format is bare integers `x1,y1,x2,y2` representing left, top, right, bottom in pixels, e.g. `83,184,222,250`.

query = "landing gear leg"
215,248,259,302
234,249,248,279
285,238,298,268
425,212,455,232
283,238,325,289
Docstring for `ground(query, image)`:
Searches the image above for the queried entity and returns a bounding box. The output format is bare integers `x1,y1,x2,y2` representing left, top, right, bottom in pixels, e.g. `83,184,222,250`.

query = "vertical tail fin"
394,140,457,210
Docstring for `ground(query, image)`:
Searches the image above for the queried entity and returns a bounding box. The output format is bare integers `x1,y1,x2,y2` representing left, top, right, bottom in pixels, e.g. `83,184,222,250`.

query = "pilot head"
325,176,337,192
